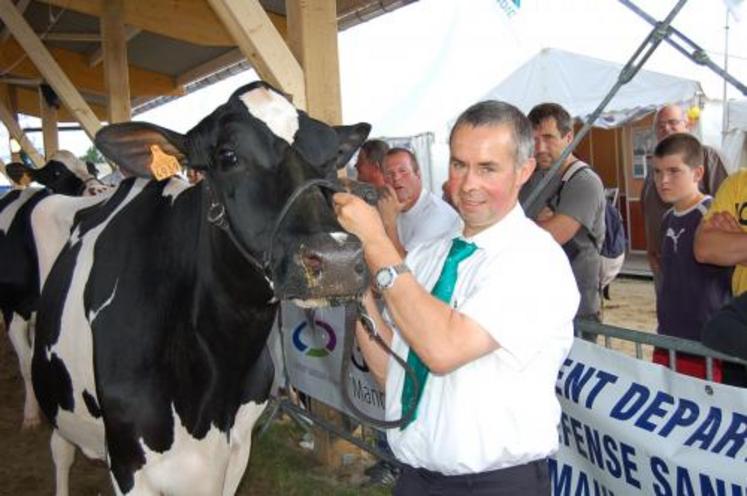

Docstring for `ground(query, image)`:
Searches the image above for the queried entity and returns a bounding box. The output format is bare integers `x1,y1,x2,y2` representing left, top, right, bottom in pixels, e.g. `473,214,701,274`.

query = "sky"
2,0,746,186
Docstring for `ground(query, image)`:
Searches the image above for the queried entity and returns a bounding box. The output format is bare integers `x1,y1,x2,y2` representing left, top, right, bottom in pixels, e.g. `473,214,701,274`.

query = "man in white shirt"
379,147,461,257
334,101,578,495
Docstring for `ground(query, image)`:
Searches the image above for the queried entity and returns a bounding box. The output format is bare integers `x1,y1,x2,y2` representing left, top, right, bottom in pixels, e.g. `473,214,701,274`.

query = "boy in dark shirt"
652,133,732,380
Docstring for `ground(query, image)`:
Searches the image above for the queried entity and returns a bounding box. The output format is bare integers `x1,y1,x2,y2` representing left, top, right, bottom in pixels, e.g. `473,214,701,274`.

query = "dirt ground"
0,277,657,495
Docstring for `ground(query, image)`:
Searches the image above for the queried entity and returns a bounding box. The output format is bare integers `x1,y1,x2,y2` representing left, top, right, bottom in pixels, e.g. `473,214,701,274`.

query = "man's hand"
704,211,742,233
377,185,404,229
333,192,388,245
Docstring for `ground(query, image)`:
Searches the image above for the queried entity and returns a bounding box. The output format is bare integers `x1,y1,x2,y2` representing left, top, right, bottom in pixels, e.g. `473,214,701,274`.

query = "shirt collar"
458,202,526,252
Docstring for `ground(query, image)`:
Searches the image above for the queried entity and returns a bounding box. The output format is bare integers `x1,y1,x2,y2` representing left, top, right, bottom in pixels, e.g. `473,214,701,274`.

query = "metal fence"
261,319,747,465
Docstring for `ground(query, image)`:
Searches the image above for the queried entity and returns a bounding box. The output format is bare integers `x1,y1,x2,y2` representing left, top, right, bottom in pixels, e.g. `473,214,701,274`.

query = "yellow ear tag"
149,144,182,180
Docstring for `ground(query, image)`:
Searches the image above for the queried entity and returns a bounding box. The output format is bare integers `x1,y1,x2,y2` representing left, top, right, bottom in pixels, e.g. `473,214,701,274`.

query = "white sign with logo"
280,303,386,421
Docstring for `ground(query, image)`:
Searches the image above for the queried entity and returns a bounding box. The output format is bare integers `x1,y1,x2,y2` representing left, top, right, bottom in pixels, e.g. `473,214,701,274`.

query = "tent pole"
618,0,747,97
722,8,730,140
522,0,689,218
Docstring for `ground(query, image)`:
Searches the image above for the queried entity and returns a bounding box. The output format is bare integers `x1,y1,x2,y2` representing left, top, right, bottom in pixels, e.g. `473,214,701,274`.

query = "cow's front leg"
7,313,41,428
50,430,76,496
222,401,267,496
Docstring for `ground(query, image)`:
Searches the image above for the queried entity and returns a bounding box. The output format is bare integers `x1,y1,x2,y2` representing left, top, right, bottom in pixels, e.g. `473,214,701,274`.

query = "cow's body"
31,82,369,495
0,152,110,428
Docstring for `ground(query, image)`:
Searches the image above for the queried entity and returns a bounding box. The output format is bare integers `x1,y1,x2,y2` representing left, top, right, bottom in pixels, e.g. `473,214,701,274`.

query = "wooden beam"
37,0,287,47
176,48,245,87
39,85,59,158
42,32,101,42
0,0,101,140
1,38,182,100
0,98,45,167
207,0,305,108
0,76,42,87
0,0,31,43
101,0,131,123
88,26,139,68
287,0,341,124
9,84,107,122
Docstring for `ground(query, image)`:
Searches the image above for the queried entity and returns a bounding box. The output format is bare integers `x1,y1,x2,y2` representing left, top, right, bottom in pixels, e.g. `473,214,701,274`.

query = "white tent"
724,100,747,170
479,48,704,128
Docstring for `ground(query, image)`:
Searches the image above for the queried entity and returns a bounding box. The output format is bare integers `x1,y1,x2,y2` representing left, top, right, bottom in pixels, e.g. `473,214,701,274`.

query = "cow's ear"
95,122,186,178
334,123,371,169
5,162,32,184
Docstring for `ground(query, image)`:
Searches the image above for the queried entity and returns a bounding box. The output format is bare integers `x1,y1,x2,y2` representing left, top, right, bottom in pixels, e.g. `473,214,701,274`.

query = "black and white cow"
0,151,110,428
31,81,370,496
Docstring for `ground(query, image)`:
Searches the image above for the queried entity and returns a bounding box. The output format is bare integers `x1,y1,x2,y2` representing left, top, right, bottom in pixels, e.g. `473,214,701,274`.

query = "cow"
31,81,370,496
0,151,110,428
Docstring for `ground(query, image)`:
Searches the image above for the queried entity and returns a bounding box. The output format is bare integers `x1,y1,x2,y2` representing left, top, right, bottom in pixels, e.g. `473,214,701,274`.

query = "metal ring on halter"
206,201,226,225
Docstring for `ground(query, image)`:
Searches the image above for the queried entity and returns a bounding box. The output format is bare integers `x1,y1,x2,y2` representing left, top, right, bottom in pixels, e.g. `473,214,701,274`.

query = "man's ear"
518,157,537,186
693,164,705,183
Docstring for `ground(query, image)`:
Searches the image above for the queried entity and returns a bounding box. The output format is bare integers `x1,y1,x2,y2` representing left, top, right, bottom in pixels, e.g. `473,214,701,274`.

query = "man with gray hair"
333,100,578,495
641,103,728,286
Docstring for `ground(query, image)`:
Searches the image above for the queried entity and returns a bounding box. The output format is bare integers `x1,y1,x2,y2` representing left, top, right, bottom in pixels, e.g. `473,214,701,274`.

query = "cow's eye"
218,149,238,168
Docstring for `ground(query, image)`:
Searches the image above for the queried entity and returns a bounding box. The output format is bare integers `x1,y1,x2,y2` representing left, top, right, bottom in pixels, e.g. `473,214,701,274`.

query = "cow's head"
5,150,109,196
95,81,371,305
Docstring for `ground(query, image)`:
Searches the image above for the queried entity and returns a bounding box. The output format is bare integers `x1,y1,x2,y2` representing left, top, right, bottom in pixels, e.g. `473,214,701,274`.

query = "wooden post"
0,0,101,140
286,0,342,125
101,0,131,123
286,0,361,470
207,0,306,108
39,85,59,159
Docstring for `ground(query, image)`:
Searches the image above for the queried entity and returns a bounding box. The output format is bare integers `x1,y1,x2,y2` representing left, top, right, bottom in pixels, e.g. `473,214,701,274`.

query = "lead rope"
340,300,419,430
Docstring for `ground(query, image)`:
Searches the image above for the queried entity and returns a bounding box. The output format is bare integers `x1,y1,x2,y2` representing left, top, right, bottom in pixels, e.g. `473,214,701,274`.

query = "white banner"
281,303,385,421
551,339,747,495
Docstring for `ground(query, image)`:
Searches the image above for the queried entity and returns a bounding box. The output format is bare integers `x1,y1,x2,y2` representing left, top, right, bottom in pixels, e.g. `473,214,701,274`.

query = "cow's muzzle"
274,231,368,305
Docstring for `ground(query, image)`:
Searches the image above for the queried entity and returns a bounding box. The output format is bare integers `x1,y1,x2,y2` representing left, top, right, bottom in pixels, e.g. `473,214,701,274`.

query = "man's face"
383,151,422,210
653,153,703,206
655,106,689,141
448,124,535,237
354,151,385,187
533,117,572,170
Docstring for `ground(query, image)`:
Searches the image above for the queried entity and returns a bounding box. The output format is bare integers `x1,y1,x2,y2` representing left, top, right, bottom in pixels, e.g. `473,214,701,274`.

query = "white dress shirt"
397,189,461,252
385,203,579,475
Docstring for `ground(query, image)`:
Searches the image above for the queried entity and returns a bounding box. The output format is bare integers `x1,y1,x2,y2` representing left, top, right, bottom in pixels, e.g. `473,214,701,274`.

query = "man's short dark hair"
450,100,534,168
385,147,419,174
528,103,574,137
654,133,703,168
360,139,390,169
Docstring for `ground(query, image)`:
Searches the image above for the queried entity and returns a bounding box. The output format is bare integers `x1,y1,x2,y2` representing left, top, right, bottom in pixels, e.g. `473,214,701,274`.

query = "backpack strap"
554,160,600,256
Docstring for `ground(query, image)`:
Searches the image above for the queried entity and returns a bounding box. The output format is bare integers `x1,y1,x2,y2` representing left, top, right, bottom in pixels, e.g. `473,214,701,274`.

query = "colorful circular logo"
292,319,337,357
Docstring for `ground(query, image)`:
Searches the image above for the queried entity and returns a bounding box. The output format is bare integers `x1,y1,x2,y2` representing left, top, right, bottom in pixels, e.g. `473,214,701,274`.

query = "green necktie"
400,237,478,429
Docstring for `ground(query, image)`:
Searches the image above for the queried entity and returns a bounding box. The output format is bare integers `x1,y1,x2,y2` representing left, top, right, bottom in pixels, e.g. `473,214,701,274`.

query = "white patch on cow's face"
128,401,266,495
50,149,96,182
239,87,299,144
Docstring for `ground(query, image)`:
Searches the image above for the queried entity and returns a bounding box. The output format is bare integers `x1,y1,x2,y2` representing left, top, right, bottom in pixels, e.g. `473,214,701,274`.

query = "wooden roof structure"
0,0,416,167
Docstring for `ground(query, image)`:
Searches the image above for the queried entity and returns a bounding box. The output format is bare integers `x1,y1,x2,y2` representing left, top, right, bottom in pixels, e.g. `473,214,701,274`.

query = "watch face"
375,267,394,289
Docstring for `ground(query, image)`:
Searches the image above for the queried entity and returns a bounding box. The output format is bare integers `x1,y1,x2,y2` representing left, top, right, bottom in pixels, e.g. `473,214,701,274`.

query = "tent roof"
481,47,703,128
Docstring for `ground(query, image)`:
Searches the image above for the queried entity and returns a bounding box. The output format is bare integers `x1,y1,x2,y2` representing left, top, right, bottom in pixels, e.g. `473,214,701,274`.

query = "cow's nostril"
301,251,324,275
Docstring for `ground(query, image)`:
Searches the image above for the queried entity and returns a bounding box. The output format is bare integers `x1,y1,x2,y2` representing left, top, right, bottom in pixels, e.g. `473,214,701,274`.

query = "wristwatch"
374,263,410,292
